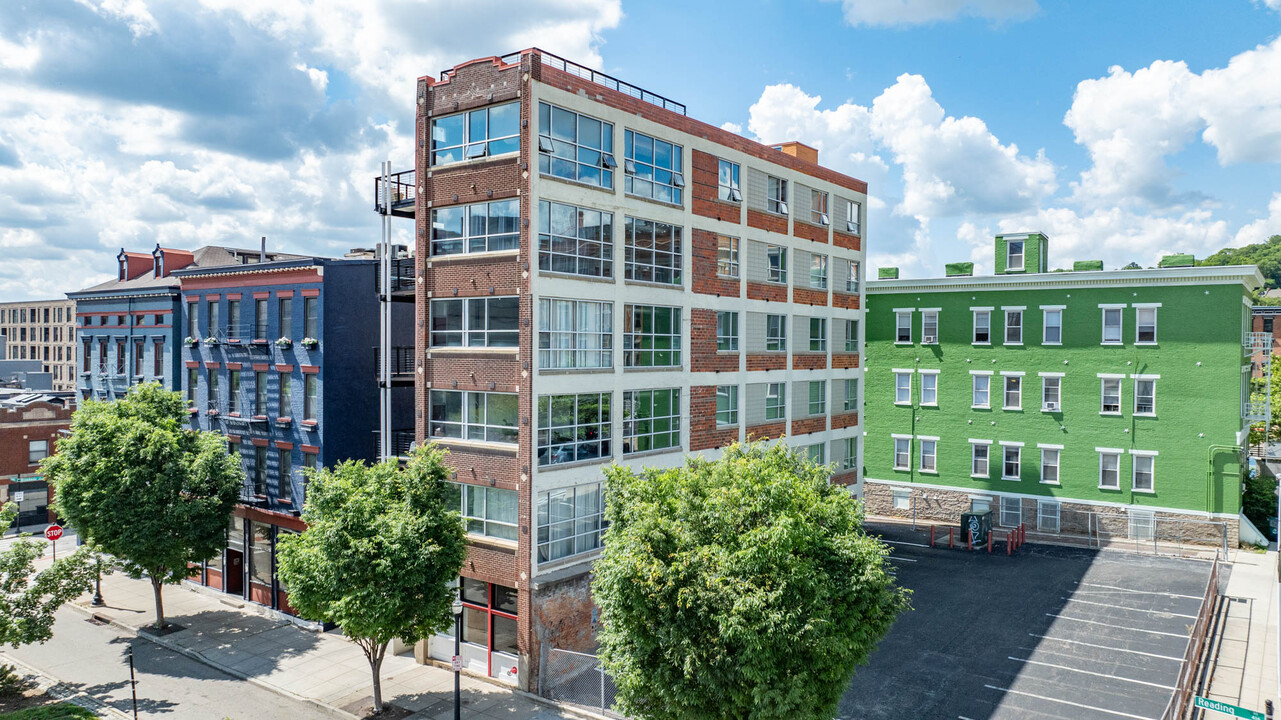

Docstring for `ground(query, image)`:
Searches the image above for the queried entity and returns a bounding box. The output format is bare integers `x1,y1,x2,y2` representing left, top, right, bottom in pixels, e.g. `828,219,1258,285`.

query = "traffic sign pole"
44,525,64,561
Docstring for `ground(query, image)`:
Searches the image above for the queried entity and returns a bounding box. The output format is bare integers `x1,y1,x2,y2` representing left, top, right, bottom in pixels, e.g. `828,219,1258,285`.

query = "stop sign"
44,525,63,541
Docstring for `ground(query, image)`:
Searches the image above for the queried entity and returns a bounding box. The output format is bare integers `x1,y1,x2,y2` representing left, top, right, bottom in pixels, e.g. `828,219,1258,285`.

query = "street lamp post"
452,597,463,720
91,558,105,607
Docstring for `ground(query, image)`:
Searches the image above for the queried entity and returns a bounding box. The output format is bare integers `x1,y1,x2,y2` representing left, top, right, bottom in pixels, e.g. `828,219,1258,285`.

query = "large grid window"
809,318,827,352
538,200,613,278
431,297,519,348
538,102,615,188
766,245,788,283
717,312,738,351
624,305,681,367
1000,497,1022,527
716,385,739,425
1038,500,1060,533
624,130,683,204
431,102,519,165
430,391,518,444
537,393,611,466
539,299,613,370
811,189,830,225
717,236,739,277
624,217,682,285
431,199,519,256
718,159,741,202
449,484,517,540
766,383,786,420
808,380,827,415
622,388,681,454
766,314,787,351
538,483,606,562
809,254,828,289
767,175,788,214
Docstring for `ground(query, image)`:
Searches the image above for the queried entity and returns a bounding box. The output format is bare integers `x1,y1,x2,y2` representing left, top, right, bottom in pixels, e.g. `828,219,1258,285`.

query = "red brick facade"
793,287,829,307
689,385,739,451
691,151,743,223
747,209,788,236
690,309,739,372
831,411,860,431
832,291,861,310
832,353,861,370
745,422,786,441
746,353,786,371
792,220,829,244
792,416,827,436
691,230,742,298
792,353,828,371
833,231,861,251
746,281,787,302
0,400,74,521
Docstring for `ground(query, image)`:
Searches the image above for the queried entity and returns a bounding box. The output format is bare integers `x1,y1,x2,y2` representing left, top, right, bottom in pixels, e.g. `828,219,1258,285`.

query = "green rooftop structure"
864,233,1264,547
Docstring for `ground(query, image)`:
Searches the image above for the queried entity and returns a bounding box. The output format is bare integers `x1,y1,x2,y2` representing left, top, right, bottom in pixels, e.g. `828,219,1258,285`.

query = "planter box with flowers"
275,337,293,349
204,336,221,346
300,337,319,350
184,337,199,348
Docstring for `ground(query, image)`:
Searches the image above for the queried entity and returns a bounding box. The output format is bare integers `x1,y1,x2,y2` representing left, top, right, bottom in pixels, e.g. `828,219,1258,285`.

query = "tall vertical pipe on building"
260,236,266,263
378,161,392,459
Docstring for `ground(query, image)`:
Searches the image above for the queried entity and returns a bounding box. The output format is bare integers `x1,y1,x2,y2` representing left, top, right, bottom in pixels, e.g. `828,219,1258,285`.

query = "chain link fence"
1020,507,1229,559
541,648,622,718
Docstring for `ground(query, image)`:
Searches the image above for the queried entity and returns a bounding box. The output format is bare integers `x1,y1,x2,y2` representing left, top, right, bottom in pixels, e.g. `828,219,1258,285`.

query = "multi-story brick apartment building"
175,255,400,614
865,233,1260,545
0,391,75,530
68,244,306,402
397,49,866,689
0,299,77,390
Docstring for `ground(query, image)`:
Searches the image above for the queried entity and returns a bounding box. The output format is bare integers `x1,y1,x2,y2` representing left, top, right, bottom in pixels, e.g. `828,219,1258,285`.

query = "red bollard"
967,531,972,551
1007,531,1012,555
948,528,953,549
987,531,993,553
1020,523,1026,546
930,525,935,547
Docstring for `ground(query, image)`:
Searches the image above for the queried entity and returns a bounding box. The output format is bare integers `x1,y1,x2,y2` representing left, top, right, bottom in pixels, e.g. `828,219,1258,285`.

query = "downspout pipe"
1206,443,1241,514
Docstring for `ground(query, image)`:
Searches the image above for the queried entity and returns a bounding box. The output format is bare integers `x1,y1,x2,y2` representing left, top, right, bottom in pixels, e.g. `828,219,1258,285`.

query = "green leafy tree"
1200,234,1281,302
1247,368,1281,447
593,442,910,720
1243,470,1278,542
275,447,466,713
0,502,98,649
43,383,243,629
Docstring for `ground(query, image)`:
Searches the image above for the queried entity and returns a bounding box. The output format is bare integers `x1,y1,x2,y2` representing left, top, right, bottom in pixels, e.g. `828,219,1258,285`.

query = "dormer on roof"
153,245,196,277
995,232,1049,274
116,249,154,281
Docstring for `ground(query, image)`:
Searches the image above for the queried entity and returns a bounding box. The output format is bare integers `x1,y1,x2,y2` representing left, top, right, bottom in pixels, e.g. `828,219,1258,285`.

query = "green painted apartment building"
864,233,1263,544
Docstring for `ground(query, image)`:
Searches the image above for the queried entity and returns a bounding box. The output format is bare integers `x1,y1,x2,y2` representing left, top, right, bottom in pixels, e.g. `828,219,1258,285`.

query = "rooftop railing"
495,48,686,116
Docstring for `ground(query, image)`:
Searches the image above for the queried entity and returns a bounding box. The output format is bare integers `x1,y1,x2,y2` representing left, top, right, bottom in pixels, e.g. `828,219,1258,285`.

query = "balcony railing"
498,48,686,116
374,169,416,218
374,346,415,376
375,429,416,458
1246,331,1273,353
374,258,416,294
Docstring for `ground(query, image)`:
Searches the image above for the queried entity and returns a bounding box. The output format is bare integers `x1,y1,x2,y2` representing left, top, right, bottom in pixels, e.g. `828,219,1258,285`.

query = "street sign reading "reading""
1193,696,1265,720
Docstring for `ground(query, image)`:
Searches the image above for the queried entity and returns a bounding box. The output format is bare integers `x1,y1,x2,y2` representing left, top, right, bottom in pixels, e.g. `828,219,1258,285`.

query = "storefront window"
250,522,273,588
492,615,518,655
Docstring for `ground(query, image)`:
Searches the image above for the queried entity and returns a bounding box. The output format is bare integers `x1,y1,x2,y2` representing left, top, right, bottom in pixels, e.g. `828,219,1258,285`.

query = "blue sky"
0,0,1279,300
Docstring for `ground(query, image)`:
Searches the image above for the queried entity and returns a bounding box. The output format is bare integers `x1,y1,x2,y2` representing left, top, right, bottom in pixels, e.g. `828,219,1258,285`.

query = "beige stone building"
0,299,77,390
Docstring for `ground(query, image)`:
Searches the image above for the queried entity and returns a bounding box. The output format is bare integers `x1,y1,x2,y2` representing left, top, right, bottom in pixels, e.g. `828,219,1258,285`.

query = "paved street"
3,606,332,719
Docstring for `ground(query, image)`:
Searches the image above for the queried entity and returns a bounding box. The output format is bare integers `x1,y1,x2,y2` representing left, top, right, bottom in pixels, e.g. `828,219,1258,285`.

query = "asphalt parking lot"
839,522,1215,720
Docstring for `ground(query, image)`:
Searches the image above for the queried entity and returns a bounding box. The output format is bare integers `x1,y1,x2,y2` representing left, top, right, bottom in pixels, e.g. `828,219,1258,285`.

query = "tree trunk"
150,576,166,629
369,644,384,713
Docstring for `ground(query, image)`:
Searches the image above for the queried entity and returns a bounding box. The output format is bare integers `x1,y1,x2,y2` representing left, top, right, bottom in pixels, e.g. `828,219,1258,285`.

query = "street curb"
64,601,358,720
0,651,131,719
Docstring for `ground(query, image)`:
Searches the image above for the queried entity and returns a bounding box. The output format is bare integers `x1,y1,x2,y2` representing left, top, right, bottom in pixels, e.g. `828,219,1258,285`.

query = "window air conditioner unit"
922,334,937,344
1044,402,1059,411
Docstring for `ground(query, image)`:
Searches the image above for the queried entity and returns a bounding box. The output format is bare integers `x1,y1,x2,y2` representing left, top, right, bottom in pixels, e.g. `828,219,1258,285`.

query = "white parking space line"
1060,597,1198,620
1026,634,1184,662
1044,614,1189,638
886,555,917,562
877,538,931,548
982,685,1154,720
1007,656,1176,690
1077,582,1202,600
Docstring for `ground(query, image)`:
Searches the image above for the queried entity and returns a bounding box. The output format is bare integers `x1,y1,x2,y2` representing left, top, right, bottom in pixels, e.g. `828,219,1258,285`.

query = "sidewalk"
67,572,586,720
1204,547,1279,716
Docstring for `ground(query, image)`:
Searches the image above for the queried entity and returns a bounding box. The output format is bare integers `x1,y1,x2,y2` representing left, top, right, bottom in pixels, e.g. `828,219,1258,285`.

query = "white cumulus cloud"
828,0,1038,26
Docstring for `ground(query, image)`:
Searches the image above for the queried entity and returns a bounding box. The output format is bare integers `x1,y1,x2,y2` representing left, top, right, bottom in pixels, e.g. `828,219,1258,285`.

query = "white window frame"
845,200,861,235
918,436,938,473
717,158,742,202
1132,375,1158,416
716,385,739,426
1037,500,1060,533
1097,448,1122,489
1099,374,1123,415
921,309,940,345
970,440,991,478
920,370,939,406
624,216,683,285
808,317,827,352
999,496,1022,527
1131,450,1157,493
1000,442,1023,480
1002,372,1023,411
1040,372,1063,412
717,236,740,278
765,382,786,421
1041,306,1064,345
536,482,607,562
1003,307,1025,345
716,311,739,352
765,314,787,352
808,380,827,416
894,309,913,344
809,254,829,290
811,188,830,226
1006,239,1025,271
1134,304,1159,344
892,435,912,470
845,260,860,293
971,371,991,409
766,174,788,215
1038,444,1062,485
766,245,788,284
894,370,912,405
1129,509,1156,542
1100,304,1125,345
891,488,910,510
972,308,992,345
